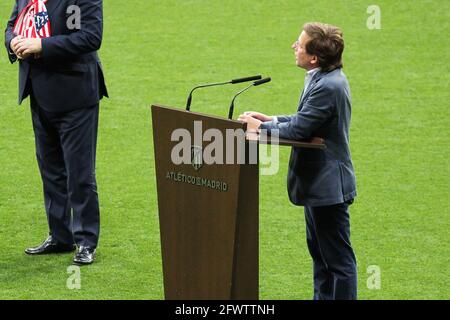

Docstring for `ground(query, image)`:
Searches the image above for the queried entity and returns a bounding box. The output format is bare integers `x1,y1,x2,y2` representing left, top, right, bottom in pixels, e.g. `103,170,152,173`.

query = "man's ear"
310,55,319,67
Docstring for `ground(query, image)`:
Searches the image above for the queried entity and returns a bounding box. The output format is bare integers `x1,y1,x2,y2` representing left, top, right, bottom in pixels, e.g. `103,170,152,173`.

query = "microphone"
228,77,271,120
253,77,272,86
231,75,263,84
185,75,262,111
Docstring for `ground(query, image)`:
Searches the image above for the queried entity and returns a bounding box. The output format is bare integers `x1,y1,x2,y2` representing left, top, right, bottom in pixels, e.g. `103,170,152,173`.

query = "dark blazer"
260,68,357,207
4,0,108,111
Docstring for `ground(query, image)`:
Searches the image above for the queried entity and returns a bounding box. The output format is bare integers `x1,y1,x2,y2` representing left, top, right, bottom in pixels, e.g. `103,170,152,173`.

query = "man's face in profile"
292,31,315,70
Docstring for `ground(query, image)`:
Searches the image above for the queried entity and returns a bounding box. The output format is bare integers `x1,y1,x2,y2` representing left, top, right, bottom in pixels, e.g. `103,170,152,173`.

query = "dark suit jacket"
4,0,108,111
260,68,357,207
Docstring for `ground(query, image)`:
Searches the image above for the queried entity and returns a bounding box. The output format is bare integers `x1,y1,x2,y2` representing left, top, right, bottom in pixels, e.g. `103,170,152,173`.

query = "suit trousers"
304,201,357,300
30,95,100,248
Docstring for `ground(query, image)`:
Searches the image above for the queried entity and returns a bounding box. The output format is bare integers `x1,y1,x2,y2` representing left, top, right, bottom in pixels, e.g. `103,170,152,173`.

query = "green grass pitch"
0,0,448,299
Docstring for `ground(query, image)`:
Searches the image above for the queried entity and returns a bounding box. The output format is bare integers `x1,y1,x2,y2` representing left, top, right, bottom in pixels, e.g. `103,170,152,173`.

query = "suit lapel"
299,70,326,108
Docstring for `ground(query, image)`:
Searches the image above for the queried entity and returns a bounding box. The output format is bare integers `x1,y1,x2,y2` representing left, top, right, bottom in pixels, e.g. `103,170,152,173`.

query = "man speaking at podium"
239,22,357,300
4,0,108,265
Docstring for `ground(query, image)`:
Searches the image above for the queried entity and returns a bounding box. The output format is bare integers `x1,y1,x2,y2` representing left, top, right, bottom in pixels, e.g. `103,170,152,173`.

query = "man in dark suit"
4,0,108,265
239,22,357,299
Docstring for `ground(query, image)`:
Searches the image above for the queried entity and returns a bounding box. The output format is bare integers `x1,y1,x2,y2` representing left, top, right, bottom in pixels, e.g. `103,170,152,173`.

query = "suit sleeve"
275,115,294,123
4,1,18,64
41,0,103,60
260,84,335,140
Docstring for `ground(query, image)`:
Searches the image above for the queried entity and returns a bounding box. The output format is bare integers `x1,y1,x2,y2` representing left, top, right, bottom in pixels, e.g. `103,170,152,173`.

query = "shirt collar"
306,67,321,79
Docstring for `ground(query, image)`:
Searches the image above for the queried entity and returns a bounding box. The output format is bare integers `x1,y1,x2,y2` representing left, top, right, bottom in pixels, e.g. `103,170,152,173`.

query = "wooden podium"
151,104,325,300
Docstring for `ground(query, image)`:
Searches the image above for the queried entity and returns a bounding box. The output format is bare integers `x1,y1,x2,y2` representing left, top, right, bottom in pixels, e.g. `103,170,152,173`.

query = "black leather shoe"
25,236,76,255
73,246,96,265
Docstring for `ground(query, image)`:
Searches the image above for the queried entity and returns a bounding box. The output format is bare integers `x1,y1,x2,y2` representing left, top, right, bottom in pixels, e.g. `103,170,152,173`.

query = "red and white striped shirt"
13,0,52,39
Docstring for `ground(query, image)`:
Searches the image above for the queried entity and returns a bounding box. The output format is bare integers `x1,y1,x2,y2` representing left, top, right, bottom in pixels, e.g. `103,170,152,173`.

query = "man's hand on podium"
238,113,263,133
241,111,273,122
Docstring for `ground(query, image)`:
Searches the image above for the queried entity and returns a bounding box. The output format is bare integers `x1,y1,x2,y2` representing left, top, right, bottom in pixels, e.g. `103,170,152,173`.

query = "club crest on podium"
191,145,203,171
